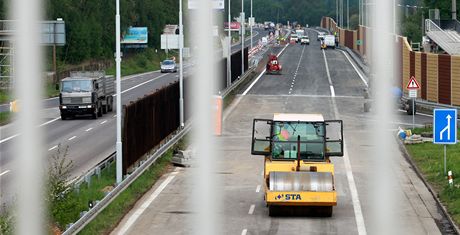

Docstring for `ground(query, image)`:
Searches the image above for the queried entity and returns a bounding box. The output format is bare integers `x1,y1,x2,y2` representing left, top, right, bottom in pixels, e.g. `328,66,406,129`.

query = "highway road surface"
111,29,445,234
0,28,268,206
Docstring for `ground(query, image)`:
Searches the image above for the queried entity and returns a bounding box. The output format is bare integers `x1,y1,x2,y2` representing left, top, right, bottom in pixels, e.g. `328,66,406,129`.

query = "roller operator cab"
251,113,344,217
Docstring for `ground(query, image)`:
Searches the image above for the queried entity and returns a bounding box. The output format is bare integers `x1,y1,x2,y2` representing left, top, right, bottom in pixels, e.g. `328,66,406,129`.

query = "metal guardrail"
63,123,191,235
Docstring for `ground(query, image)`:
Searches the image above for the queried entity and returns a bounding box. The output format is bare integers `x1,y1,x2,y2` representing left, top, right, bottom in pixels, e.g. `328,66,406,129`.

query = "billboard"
189,0,224,9
161,34,180,49
121,27,148,44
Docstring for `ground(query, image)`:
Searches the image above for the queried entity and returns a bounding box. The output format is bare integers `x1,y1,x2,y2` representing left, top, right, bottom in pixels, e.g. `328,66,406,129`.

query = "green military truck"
59,71,115,120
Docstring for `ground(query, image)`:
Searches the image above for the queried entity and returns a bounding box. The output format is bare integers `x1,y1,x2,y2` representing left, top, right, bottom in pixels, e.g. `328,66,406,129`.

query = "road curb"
397,138,460,235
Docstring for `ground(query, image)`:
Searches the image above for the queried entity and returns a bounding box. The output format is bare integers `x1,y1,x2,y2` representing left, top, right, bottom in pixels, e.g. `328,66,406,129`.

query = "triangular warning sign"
406,76,420,90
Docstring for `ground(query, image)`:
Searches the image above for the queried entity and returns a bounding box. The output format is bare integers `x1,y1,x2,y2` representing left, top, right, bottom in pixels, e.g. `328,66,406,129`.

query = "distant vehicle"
295,29,305,38
324,35,336,49
300,35,310,45
160,60,177,73
59,71,115,120
290,34,299,43
317,32,325,41
266,54,282,75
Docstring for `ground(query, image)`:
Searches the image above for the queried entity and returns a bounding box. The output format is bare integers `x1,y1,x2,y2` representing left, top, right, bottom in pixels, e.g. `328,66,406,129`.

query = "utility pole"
337,0,339,24
250,0,253,50
241,0,245,76
115,0,123,184
227,0,231,88
179,0,184,127
453,0,457,20
347,0,349,29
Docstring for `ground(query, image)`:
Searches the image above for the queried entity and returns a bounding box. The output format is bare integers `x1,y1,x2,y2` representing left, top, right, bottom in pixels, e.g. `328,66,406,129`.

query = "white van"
324,35,336,49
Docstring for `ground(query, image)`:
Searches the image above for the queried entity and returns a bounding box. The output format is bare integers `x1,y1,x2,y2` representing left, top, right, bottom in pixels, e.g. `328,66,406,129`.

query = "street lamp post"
227,0,231,88
241,0,245,76
179,0,184,128
115,0,123,184
250,0,253,50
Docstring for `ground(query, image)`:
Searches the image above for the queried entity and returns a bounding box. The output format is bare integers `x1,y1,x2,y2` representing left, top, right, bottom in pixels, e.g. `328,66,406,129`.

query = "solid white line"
68,136,76,141
242,43,289,96
248,204,255,215
100,120,107,125
118,172,178,235
38,117,60,127
0,170,10,177
322,50,335,97
343,145,367,235
0,134,19,144
85,128,93,132
241,229,248,235
48,145,58,151
341,50,368,87
330,86,367,235
330,86,336,97
114,73,169,96
256,185,261,193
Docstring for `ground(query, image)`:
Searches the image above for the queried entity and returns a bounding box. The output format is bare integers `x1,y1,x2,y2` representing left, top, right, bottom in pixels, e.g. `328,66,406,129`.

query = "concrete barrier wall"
321,16,460,107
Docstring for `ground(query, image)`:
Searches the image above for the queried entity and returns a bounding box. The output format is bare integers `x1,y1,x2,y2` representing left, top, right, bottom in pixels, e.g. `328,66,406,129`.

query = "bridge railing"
425,19,460,55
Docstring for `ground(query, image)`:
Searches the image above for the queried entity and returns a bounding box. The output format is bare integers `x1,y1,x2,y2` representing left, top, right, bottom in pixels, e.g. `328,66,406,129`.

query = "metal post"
358,0,361,25
336,0,339,24
453,0,457,20
227,0,231,88
53,44,57,84
115,0,123,184
241,0,245,76
179,0,184,127
250,0,253,50
444,145,447,175
347,0,349,29
412,98,415,129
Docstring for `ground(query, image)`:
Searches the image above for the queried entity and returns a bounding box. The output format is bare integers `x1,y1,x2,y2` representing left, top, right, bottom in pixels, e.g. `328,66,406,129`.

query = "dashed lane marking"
68,136,76,141
48,145,58,151
256,185,261,193
85,128,93,132
0,170,10,177
241,229,248,235
248,204,255,215
100,120,107,125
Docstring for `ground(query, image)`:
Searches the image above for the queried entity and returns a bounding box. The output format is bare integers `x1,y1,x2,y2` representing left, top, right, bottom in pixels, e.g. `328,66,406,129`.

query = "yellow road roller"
251,113,343,217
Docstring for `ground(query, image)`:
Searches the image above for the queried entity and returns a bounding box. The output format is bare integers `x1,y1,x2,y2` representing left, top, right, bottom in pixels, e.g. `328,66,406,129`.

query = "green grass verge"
0,112,12,125
406,126,460,226
0,80,60,105
105,49,176,77
78,148,176,234
0,90,11,104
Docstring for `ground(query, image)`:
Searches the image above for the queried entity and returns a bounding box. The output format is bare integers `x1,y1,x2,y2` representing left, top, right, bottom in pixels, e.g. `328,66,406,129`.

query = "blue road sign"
433,109,457,144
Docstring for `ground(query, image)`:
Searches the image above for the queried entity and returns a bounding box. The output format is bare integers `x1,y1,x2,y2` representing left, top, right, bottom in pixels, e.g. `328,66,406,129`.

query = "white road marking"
241,229,248,235
113,114,117,117
322,49,335,97
100,120,107,125
330,85,367,235
38,117,60,127
242,43,289,95
48,145,58,151
256,185,261,193
0,170,10,177
68,136,76,141
114,73,169,96
248,204,255,215
118,171,178,235
341,50,368,87
85,128,93,132
0,134,19,144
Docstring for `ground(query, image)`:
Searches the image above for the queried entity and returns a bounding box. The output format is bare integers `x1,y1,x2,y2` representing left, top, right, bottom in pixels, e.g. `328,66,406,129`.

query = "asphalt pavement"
111,29,444,234
0,28,270,206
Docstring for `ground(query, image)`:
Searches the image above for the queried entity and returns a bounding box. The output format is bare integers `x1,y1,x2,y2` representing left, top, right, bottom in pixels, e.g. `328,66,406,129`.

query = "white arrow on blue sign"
433,109,457,144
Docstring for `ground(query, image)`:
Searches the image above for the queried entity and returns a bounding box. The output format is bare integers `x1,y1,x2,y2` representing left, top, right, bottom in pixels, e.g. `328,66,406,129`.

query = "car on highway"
160,60,177,73
324,35,336,49
300,35,310,45
290,34,299,43
317,32,325,41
